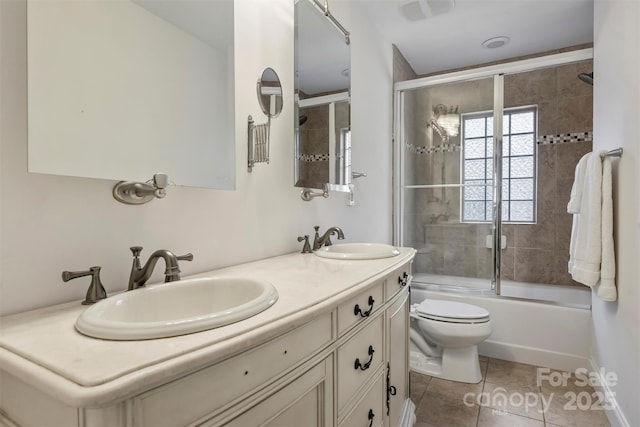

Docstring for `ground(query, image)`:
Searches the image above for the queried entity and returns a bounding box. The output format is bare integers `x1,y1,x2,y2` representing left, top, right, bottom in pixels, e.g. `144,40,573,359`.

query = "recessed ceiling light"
481,36,510,49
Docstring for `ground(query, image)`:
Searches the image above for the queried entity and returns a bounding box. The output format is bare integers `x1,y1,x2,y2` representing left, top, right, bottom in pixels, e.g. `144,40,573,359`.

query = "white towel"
597,157,617,301
567,152,617,301
567,154,589,214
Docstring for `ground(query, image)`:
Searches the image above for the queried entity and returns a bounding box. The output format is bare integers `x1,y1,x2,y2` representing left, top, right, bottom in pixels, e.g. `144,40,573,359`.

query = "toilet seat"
416,300,490,324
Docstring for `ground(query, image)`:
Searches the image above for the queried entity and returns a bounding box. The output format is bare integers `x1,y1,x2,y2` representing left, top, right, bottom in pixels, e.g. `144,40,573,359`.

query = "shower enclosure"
394,49,594,303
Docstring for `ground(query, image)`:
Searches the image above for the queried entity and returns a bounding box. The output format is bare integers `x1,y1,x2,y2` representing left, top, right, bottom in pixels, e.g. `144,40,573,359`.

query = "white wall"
0,0,394,315
592,0,640,426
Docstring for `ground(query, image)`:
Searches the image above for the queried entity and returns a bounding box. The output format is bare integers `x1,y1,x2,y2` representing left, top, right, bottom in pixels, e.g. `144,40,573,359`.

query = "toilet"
409,299,492,383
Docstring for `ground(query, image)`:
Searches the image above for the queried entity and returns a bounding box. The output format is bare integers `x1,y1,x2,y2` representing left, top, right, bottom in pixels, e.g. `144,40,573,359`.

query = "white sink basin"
314,243,401,260
76,277,279,340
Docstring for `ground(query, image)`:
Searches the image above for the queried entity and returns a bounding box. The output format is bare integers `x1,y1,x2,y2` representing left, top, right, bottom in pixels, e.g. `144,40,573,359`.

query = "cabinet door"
217,356,334,427
386,290,409,427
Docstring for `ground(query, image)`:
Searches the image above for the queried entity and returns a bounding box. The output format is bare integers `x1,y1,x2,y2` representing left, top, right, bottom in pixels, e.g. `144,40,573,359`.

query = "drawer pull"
398,272,409,287
354,345,375,371
386,362,397,415
353,296,375,318
367,409,375,427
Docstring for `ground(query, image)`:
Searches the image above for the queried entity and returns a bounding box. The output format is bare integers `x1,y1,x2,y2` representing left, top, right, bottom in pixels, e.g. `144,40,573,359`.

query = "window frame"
460,105,538,224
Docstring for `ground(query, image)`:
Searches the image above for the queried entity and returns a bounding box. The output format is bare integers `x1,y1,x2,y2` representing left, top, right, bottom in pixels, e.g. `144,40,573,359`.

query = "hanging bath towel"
597,157,616,301
567,152,617,301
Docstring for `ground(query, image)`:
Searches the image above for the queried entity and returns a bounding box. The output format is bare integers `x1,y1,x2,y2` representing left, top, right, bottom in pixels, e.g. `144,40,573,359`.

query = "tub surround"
0,248,415,426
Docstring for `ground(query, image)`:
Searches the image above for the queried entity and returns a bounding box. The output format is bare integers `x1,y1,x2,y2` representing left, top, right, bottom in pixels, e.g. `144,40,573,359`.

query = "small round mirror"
257,67,283,118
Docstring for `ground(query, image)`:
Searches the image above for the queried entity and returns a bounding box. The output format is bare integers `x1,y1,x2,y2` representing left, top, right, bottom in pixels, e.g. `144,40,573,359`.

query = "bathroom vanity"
0,249,415,427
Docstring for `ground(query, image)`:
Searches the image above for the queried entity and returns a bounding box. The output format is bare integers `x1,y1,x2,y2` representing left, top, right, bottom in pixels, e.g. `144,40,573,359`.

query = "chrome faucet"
313,226,345,251
127,246,193,290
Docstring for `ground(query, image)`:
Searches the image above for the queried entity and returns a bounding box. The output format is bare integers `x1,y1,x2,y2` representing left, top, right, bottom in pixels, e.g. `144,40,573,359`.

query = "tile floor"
411,357,611,427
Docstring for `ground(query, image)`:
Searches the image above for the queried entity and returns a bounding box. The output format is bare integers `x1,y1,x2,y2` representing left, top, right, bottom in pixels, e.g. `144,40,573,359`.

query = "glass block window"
461,107,537,223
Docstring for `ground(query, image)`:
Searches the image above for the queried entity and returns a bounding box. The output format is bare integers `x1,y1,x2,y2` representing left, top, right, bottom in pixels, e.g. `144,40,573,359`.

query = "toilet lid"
417,299,490,321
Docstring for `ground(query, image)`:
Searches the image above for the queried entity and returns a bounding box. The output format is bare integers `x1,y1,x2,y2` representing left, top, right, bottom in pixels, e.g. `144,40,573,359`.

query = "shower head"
578,72,593,85
299,115,308,126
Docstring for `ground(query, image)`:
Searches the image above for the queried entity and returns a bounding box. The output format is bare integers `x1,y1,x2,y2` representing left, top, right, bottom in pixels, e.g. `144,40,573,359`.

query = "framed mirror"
294,0,351,190
257,68,283,118
27,0,235,190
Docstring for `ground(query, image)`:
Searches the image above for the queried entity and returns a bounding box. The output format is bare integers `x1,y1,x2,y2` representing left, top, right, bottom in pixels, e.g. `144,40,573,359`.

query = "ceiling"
346,0,594,76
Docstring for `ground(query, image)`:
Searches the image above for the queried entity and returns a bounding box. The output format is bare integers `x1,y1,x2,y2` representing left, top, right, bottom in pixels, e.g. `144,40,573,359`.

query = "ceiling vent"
400,0,455,21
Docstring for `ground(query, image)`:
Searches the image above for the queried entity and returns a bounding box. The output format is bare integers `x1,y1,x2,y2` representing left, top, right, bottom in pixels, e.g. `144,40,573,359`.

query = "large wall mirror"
27,0,235,190
294,0,350,191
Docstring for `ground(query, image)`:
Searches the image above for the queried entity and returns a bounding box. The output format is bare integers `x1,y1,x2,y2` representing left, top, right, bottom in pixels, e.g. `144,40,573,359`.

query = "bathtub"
410,273,593,372
412,273,592,308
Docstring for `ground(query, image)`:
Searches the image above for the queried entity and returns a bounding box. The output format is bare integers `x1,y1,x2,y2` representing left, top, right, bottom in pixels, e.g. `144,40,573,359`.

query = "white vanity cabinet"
386,290,410,427
212,355,334,427
0,253,415,427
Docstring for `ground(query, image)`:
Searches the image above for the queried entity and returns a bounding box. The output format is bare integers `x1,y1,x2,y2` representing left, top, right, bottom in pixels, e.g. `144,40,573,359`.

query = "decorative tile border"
405,142,460,154
297,153,330,162
537,131,593,145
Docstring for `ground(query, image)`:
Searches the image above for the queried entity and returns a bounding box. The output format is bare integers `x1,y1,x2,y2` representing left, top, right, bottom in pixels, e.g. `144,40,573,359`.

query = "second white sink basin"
315,243,401,260
76,277,278,340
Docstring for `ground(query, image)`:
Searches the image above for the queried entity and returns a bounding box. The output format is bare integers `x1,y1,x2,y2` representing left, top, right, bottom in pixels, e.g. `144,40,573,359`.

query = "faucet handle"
297,235,312,254
177,253,194,262
130,246,143,258
62,266,107,305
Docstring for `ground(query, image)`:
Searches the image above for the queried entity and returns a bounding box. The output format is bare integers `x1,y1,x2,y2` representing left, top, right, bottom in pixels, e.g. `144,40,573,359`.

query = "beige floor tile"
410,371,432,404
481,359,489,378
415,422,439,427
537,369,597,396
480,382,545,420
485,358,540,392
426,377,484,402
416,391,480,427
477,406,544,427
542,392,610,427
411,370,432,387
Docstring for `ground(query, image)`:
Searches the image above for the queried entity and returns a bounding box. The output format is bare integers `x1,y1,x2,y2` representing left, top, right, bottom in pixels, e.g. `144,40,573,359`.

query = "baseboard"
399,398,416,427
589,358,630,427
478,339,591,372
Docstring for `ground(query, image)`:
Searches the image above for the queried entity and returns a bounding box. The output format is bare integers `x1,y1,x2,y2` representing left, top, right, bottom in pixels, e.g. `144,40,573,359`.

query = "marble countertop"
0,248,415,407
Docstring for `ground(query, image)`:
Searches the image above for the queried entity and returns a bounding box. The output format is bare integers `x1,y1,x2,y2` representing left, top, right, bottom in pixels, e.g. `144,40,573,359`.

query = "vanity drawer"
134,312,333,427
385,264,411,301
337,281,384,336
337,314,384,413
338,373,385,427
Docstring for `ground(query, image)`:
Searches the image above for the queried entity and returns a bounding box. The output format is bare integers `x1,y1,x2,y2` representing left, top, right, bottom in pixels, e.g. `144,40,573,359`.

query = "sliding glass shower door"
394,75,504,294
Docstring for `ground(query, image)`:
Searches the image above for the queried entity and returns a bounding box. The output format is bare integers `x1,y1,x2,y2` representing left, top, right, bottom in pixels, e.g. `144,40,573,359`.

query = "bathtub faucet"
430,213,450,223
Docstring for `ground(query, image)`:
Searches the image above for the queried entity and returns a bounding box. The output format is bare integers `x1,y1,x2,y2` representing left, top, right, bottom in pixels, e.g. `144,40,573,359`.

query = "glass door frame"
392,48,593,295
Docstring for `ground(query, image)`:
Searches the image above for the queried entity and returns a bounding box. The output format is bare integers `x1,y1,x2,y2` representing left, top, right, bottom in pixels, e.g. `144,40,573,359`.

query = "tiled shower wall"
503,61,593,286
296,98,349,189
408,59,593,287
296,103,329,188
